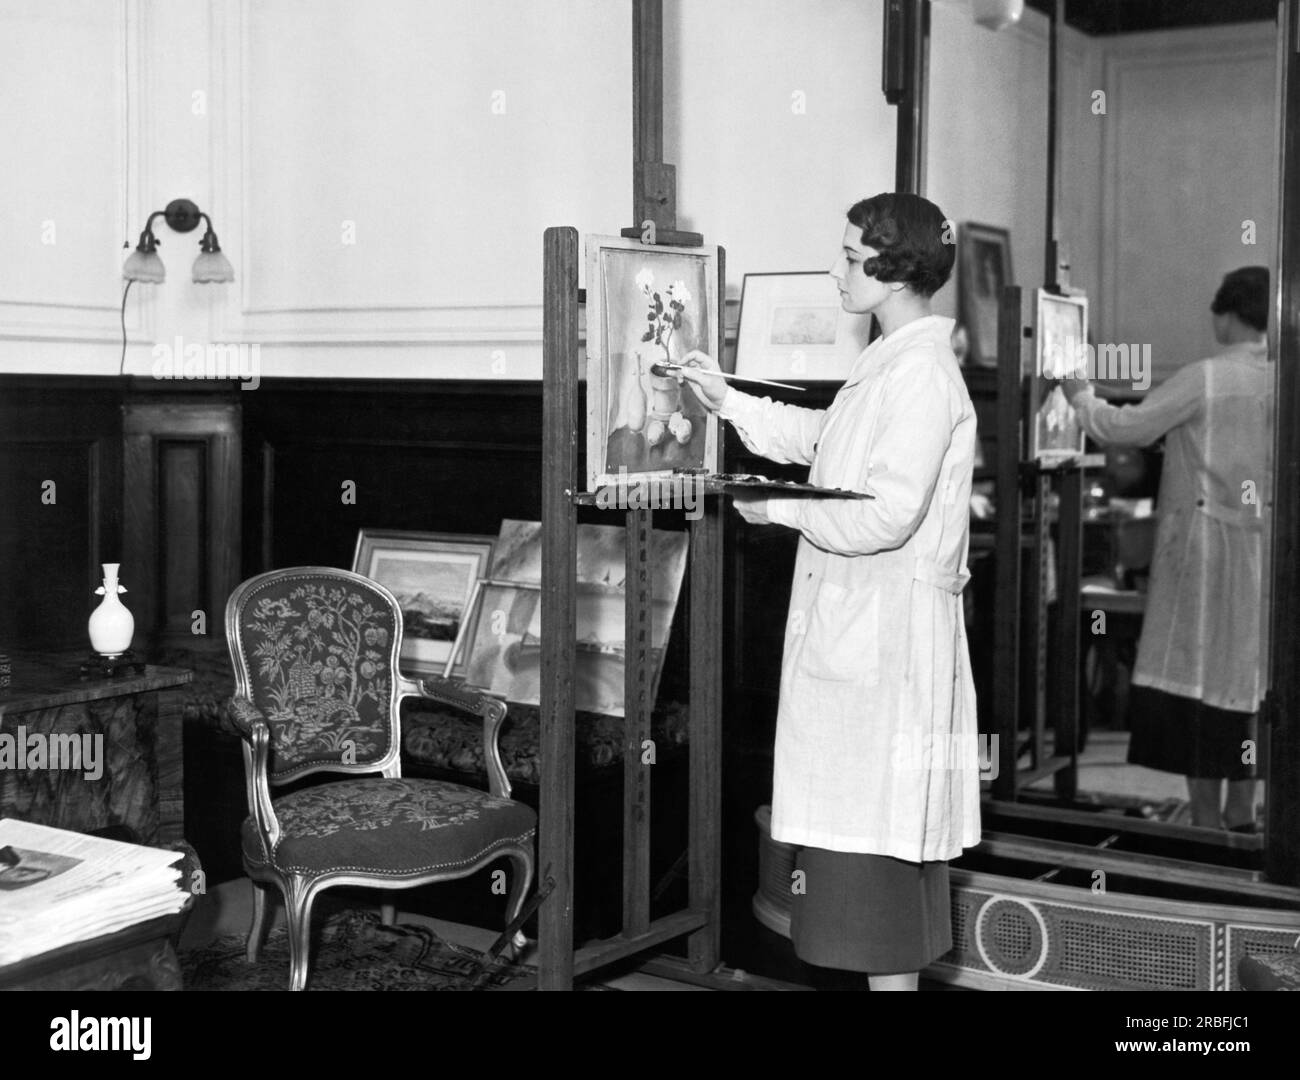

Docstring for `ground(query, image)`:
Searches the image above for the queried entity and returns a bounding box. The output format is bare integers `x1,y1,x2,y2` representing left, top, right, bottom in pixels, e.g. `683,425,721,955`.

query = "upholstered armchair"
224,567,536,991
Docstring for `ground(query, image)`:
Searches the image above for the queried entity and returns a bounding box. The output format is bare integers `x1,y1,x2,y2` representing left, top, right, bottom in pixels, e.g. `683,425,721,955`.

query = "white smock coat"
720,315,983,862
1071,340,1272,713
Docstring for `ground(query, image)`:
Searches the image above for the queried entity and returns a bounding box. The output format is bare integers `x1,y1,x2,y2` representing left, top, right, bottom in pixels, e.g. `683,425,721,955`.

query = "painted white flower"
666,281,692,306
635,268,654,293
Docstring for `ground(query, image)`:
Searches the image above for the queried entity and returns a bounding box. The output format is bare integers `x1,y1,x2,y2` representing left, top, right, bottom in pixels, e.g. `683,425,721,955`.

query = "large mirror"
928,0,1280,846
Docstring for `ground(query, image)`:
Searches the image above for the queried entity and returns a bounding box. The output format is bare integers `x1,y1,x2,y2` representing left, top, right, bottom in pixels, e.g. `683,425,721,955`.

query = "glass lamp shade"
971,0,1024,31
192,249,235,284
122,248,165,283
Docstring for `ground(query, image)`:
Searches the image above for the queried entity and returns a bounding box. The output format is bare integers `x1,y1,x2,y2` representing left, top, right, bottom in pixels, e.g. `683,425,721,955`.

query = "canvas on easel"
586,234,721,491
1031,288,1089,462
584,235,873,502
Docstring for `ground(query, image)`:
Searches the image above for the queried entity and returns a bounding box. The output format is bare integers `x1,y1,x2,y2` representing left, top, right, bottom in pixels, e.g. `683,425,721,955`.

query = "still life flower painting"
586,236,720,491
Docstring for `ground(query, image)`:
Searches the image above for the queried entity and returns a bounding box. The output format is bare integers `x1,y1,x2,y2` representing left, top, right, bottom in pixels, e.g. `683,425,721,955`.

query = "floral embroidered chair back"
227,568,401,781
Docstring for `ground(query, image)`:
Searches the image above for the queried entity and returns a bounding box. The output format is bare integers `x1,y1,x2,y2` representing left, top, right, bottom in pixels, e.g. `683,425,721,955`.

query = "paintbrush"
650,361,805,392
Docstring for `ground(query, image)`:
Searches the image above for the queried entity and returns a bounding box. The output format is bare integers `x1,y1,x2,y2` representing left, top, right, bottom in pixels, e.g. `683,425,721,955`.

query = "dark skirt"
789,846,952,975
1127,685,1258,780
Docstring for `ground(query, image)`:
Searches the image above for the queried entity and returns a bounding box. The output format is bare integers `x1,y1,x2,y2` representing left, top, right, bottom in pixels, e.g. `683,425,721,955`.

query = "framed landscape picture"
735,271,873,383
958,223,1013,367
351,529,495,678
1031,289,1089,462
585,234,721,492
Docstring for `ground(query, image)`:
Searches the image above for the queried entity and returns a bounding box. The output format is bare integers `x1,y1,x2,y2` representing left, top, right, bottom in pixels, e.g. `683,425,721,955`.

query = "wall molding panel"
0,0,156,348
1098,22,1279,378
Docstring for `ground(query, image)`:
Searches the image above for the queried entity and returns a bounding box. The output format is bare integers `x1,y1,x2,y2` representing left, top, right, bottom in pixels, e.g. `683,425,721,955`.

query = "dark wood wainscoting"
123,401,241,655
0,373,993,739
0,380,123,651
0,377,561,653
240,380,550,574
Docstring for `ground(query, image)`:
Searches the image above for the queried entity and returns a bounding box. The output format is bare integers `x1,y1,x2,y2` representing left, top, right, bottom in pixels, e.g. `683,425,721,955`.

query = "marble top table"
0,653,192,846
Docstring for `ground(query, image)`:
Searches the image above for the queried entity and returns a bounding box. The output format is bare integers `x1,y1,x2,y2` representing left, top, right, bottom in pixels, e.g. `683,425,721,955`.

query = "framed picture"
351,529,495,678
452,519,690,716
585,234,721,492
958,223,1013,367
1031,289,1089,462
450,579,675,717
735,271,874,383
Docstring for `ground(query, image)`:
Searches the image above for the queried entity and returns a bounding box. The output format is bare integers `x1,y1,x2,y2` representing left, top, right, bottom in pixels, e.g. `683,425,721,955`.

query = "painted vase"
644,340,692,449
89,562,134,657
614,344,652,432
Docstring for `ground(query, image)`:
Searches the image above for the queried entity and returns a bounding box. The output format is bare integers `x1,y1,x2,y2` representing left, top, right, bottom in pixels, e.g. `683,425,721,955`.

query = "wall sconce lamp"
122,198,234,284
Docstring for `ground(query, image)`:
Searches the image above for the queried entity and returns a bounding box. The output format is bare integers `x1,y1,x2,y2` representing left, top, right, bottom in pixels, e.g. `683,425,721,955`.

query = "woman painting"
1062,267,1272,832
677,192,982,989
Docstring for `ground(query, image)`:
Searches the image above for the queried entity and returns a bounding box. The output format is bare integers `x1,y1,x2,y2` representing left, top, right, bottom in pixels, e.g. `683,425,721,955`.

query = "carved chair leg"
503,850,535,956
283,875,320,992
380,901,397,927
247,879,274,963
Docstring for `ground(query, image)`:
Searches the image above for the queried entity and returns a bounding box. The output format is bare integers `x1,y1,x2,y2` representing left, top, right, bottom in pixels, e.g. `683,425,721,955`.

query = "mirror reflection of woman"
1063,267,1271,832
678,193,982,990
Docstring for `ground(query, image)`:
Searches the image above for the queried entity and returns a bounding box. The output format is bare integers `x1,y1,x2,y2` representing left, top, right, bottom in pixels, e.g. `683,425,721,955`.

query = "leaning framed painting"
466,519,690,716
585,235,721,492
735,271,873,383
958,223,1013,367
351,529,495,678
449,578,676,718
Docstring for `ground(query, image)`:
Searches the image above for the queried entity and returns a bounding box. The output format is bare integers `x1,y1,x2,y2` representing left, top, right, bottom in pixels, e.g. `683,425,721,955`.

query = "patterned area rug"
181,910,535,991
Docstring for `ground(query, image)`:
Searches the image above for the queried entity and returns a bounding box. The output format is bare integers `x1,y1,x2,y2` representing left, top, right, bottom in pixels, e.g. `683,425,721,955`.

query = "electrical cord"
119,278,133,377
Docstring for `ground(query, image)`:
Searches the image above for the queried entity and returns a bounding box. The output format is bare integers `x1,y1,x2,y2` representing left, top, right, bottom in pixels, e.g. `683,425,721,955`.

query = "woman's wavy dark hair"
847,193,954,298
1211,266,1269,333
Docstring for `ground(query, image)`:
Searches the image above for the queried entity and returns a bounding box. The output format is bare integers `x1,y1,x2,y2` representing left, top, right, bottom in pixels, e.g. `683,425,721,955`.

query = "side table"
0,914,185,991
0,653,192,845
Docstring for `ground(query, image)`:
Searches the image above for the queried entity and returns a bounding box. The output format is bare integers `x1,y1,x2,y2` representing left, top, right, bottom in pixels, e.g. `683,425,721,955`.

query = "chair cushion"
242,778,536,877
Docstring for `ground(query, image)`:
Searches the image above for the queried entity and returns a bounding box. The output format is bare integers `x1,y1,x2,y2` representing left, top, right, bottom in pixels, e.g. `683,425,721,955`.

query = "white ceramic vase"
89,562,134,657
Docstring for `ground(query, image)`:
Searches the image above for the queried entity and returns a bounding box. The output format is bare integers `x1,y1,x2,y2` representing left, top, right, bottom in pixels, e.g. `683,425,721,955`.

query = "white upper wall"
0,0,895,379
0,1,1281,380
927,2,1101,328
0,0,632,379
928,6,1278,384
665,0,895,294
0,0,136,368
1098,22,1277,380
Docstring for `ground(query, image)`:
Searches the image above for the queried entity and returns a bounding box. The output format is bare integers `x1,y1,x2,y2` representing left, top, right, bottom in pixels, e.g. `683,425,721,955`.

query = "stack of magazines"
0,819,189,966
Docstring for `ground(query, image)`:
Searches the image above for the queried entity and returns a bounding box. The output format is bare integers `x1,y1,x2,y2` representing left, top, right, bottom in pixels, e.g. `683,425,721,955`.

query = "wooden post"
687,247,725,972
1044,0,1069,291
1027,472,1049,771
540,226,580,988
1267,0,1300,885
1052,465,1083,799
1040,0,1081,793
883,0,929,195
992,285,1023,800
623,506,653,937
621,0,702,247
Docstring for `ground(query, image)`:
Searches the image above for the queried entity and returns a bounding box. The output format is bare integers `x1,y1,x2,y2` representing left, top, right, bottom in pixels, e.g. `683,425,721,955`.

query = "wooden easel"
990,0,1081,801
537,0,722,991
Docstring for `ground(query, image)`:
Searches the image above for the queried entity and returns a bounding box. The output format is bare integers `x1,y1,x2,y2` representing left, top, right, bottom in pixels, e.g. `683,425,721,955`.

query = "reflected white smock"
1070,340,1272,713
720,315,983,861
